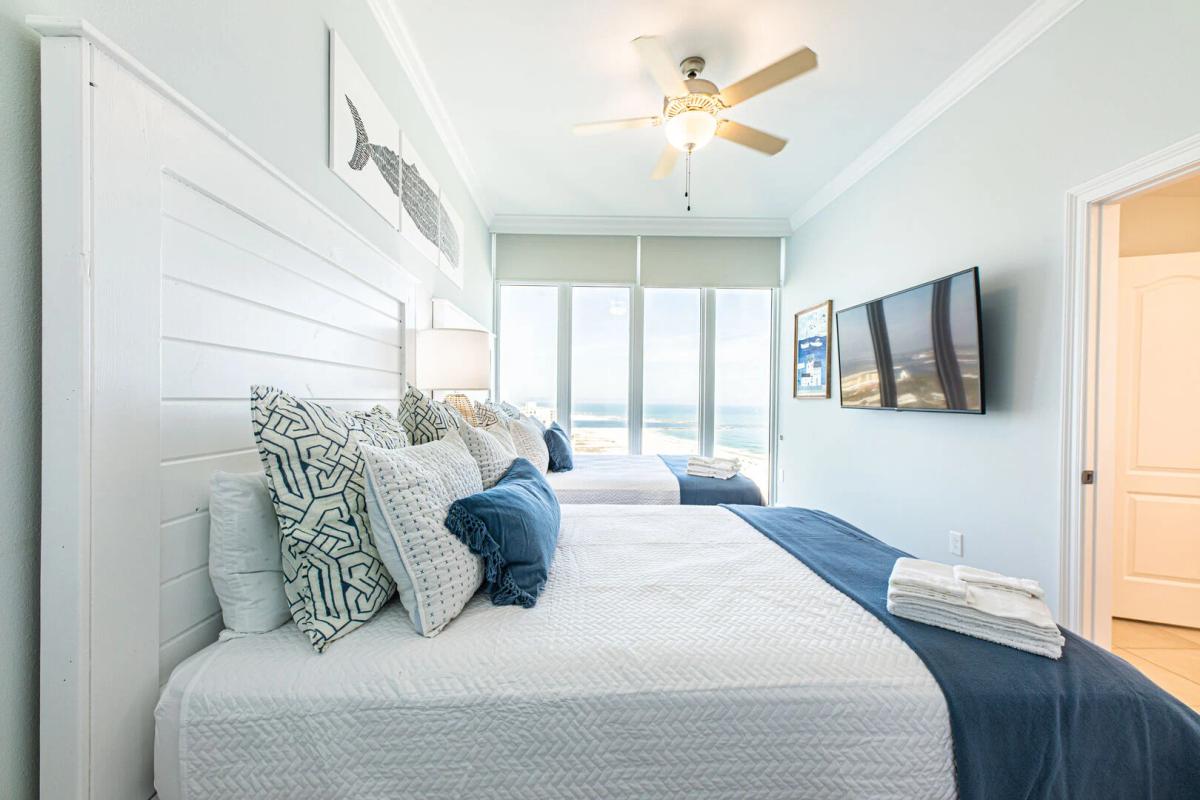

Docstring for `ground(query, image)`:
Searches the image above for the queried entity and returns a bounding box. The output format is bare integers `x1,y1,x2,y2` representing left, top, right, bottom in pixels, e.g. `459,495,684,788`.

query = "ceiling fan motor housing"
679,55,706,79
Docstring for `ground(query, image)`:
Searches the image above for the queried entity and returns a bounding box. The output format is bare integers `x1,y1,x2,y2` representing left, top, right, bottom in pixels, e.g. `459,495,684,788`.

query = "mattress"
156,504,955,800
545,453,680,504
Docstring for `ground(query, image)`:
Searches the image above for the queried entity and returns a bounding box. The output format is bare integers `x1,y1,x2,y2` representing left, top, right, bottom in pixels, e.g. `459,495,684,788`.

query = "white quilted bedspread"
545,453,680,504
157,505,955,800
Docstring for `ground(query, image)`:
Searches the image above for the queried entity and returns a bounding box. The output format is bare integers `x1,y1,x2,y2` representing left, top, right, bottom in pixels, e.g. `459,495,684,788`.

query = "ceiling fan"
573,36,818,185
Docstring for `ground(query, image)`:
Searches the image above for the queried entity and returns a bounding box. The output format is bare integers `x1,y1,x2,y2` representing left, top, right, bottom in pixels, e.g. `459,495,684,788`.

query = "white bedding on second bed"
156,505,955,800
544,453,680,504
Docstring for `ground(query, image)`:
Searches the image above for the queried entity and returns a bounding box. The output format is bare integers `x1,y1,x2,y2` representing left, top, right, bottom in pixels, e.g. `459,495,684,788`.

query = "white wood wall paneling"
37,24,421,798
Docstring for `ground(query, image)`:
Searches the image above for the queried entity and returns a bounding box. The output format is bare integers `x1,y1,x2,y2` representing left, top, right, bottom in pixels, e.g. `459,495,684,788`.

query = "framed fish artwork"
437,199,465,287
328,31,401,227
400,134,442,264
794,300,832,399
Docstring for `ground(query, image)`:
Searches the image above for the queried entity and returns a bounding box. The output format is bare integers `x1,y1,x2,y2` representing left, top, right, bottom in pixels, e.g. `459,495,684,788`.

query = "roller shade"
496,234,636,283
640,236,781,288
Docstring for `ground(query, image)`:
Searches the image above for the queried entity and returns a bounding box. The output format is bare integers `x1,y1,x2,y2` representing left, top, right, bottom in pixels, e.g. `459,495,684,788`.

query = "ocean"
570,401,768,454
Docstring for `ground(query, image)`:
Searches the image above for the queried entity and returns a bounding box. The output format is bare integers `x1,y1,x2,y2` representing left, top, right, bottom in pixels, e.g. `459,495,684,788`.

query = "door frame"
1059,132,1200,647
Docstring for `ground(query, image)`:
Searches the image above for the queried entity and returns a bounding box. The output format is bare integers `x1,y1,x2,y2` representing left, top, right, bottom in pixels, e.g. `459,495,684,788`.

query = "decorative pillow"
251,386,402,652
361,432,484,637
544,422,574,472
507,416,551,474
472,401,502,427
481,421,517,455
459,424,517,488
207,471,290,633
445,458,561,608
499,401,523,420
401,385,462,445
524,414,547,434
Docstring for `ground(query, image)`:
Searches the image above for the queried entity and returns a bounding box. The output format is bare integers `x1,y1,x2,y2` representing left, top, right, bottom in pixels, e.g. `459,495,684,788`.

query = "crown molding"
368,0,492,223
490,214,792,237
789,0,1085,231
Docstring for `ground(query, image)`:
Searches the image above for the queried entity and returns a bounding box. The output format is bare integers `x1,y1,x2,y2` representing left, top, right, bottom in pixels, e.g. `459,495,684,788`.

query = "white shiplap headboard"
35,18,420,800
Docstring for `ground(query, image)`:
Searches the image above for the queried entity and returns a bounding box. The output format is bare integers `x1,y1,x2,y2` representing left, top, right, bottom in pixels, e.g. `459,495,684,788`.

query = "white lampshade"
415,327,492,390
664,110,718,152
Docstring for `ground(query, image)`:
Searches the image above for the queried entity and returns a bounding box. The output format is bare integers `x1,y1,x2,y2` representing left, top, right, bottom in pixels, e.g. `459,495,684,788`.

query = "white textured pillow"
361,432,484,637
458,424,517,488
481,421,517,455
507,416,550,474
207,472,290,633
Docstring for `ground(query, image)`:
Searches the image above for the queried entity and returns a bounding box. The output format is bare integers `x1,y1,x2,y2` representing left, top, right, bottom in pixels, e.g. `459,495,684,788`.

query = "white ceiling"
391,0,1033,221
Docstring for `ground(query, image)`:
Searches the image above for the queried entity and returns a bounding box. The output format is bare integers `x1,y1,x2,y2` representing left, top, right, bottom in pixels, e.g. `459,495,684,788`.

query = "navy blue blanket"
725,505,1200,800
659,455,763,506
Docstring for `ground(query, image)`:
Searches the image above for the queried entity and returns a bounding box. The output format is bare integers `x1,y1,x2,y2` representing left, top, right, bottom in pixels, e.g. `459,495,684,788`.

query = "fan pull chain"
685,148,692,212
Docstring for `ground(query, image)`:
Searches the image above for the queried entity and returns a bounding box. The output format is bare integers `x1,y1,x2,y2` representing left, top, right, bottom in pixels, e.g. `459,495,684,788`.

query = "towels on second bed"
887,558,1065,659
686,455,741,479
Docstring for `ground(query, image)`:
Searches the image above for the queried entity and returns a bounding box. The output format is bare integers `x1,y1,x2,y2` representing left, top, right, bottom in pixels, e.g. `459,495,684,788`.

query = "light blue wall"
0,2,491,796
777,0,1200,616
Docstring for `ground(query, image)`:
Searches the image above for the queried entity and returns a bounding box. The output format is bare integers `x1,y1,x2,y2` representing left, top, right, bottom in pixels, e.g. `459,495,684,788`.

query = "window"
714,289,772,492
496,278,777,500
570,286,630,453
497,285,557,423
642,288,701,454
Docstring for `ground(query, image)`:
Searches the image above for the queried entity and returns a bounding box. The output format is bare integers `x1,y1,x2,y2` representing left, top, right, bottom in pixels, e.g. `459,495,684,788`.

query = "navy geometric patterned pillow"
400,385,462,445
250,385,402,652
472,401,502,427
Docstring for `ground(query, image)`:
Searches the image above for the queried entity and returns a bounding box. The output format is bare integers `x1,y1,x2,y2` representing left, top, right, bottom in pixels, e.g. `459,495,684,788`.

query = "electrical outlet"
949,530,964,558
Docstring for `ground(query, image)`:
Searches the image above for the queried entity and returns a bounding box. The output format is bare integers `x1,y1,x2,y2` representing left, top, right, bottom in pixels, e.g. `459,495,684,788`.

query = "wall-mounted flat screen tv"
836,267,984,413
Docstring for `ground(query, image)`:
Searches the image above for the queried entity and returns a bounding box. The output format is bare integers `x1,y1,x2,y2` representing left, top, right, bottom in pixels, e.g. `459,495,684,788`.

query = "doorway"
1061,133,1200,652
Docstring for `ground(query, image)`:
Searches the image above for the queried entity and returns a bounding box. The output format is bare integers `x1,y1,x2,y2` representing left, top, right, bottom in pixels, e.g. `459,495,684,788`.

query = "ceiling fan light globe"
664,110,717,152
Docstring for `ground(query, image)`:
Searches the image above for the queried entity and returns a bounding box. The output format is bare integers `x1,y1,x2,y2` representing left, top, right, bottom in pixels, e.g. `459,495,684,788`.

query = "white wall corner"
788,0,1086,231
368,0,492,224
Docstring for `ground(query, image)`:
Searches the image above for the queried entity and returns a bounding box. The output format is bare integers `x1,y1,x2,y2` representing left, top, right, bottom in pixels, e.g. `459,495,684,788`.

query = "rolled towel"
953,565,1044,599
889,557,968,602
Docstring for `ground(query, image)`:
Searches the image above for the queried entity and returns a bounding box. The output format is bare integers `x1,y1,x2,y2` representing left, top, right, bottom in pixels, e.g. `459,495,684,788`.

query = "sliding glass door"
642,288,701,454
570,286,630,453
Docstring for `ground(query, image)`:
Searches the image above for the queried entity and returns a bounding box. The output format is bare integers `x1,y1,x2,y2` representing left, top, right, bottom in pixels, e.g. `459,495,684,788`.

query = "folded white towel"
889,558,968,602
887,592,1064,642
953,564,1045,599
888,598,1063,659
687,455,740,471
886,557,1064,658
686,467,737,480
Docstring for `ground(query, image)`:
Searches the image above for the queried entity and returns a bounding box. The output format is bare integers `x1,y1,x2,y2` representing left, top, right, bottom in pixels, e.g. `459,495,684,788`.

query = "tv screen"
836,267,984,413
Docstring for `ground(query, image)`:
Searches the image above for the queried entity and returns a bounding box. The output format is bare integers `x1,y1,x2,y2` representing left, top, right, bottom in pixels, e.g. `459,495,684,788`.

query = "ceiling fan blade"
632,36,688,98
650,145,680,180
716,120,788,155
719,47,817,107
572,116,661,136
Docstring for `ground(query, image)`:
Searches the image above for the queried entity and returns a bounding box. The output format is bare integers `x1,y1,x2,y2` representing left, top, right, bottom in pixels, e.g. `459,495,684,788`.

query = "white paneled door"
1112,252,1200,628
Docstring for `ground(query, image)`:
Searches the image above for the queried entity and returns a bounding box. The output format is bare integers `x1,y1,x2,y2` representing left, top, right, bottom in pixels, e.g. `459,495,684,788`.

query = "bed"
545,453,764,505
155,502,1200,799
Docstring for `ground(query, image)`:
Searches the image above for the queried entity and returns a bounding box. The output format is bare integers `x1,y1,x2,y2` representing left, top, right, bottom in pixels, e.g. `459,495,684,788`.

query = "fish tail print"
345,95,371,171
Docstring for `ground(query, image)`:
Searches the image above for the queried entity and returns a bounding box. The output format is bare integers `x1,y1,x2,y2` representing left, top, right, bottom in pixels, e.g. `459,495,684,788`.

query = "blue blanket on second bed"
659,455,763,506
725,505,1200,800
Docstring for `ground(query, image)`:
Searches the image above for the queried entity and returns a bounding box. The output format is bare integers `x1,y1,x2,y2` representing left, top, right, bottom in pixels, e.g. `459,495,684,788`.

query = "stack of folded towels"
887,558,1065,659
686,455,741,479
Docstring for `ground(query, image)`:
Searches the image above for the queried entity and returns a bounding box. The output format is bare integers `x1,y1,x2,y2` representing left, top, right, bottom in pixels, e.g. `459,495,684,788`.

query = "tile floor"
1111,618,1200,712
